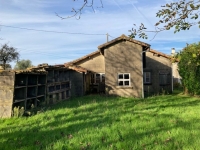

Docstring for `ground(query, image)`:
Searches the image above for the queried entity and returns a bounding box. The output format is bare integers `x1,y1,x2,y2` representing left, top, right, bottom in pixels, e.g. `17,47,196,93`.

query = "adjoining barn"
0,64,88,118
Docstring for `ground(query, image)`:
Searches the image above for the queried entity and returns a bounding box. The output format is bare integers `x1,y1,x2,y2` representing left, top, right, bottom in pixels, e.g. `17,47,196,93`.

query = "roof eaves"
98,34,150,50
149,49,171,59
65,50,100,65
65,65,92,73
149,49,179,62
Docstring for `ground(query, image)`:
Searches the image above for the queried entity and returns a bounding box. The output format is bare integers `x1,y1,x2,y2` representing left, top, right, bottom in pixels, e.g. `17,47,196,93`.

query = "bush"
178,42,200,95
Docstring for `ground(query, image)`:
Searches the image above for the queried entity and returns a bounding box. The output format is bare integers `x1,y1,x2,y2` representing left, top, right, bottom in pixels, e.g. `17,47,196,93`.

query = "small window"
96,74,100,84
118,73,130,86
144,72,151,84
159,73,170,85
91,73,105,84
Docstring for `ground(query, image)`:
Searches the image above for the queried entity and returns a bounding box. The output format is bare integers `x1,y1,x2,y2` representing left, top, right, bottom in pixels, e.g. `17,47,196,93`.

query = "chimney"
171,48,175,56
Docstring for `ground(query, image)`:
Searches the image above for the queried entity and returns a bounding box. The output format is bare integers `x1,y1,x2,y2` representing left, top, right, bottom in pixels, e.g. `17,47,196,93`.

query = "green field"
1,91,200,150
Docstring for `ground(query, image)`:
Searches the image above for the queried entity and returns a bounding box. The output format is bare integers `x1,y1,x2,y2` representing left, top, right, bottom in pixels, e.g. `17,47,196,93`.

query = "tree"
14,59,32,70
178,42,200,95
0,64,11,70
66,0,200,39
129,0,200,39
0,44,19,70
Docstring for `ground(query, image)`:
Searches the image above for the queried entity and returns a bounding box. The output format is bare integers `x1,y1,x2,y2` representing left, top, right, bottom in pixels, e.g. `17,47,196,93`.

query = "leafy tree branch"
129,0,200,39
58,0,200,39
56,0,103,20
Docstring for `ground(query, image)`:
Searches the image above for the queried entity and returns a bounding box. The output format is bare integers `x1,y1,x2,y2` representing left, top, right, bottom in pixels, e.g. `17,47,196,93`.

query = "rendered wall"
104,40,143,97
74,53,105,73
172,62,181,84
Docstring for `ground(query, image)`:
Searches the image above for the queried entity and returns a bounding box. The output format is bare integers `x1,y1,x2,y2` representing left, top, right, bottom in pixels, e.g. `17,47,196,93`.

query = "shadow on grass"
1,94,200,149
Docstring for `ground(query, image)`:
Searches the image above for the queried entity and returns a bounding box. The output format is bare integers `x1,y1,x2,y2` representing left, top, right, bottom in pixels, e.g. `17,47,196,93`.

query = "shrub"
178,42,200,95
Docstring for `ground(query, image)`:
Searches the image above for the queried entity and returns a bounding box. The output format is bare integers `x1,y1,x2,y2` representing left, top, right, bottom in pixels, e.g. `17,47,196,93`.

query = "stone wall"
144,52,172,95
0,71,15,118
104,41,143,97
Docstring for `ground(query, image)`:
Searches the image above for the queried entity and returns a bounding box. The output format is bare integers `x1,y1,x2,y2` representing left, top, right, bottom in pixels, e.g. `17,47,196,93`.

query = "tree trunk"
184,86,188,95
3,60,6,70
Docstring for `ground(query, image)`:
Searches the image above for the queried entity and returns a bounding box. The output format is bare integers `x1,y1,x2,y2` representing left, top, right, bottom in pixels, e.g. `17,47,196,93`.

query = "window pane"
118,74,123,79
96,74,100,77
118,81,123,86
118,73,130,86
146,72,150,78
144,72,151,83
124,81,130,86
146,78,150,83
124,74,129,79
95,74,100,83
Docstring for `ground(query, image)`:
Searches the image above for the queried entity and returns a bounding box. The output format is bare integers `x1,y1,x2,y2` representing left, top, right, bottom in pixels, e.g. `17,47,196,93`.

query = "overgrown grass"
1,91,200,150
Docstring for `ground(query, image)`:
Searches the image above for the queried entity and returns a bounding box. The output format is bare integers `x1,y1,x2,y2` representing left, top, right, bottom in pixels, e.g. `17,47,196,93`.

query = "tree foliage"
0,44,19,70
178,42,200,95
0,64,11,70
14,59,32,70
130,0,200,38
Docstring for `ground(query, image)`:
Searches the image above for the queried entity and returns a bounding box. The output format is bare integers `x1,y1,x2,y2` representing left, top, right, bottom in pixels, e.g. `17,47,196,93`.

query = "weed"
12,106,24,117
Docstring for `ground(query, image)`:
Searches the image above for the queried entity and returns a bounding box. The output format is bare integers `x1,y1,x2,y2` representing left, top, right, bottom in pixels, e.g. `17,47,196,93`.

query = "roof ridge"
64,50,100,65
98,34,150,50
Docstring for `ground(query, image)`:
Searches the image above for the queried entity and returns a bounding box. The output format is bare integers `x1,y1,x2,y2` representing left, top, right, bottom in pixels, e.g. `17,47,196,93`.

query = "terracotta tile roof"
149,49,171,59
98,34,150,50
66,65,91,73
64,50,100,65
149,49,179,62
29,64,66,71
15,70,47,74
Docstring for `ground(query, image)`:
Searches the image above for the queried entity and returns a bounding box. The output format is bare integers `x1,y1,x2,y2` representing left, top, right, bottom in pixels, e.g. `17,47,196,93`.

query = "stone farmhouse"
65,34,175,97
0,34,179,118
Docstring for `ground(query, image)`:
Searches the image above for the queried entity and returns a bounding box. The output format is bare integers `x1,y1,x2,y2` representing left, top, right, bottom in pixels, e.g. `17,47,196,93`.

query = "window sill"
116,86,133,89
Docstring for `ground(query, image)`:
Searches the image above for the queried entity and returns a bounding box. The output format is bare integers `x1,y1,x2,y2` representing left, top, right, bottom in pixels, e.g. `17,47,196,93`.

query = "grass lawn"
0,91,200,150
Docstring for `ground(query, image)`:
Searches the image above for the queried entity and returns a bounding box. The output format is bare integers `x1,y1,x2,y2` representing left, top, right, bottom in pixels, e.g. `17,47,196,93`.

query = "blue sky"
0,0,199,67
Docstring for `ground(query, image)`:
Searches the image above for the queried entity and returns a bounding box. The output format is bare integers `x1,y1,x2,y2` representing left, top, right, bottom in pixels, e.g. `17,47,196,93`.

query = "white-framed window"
144,72,151,84
91,73,105,84
118,73,130,86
